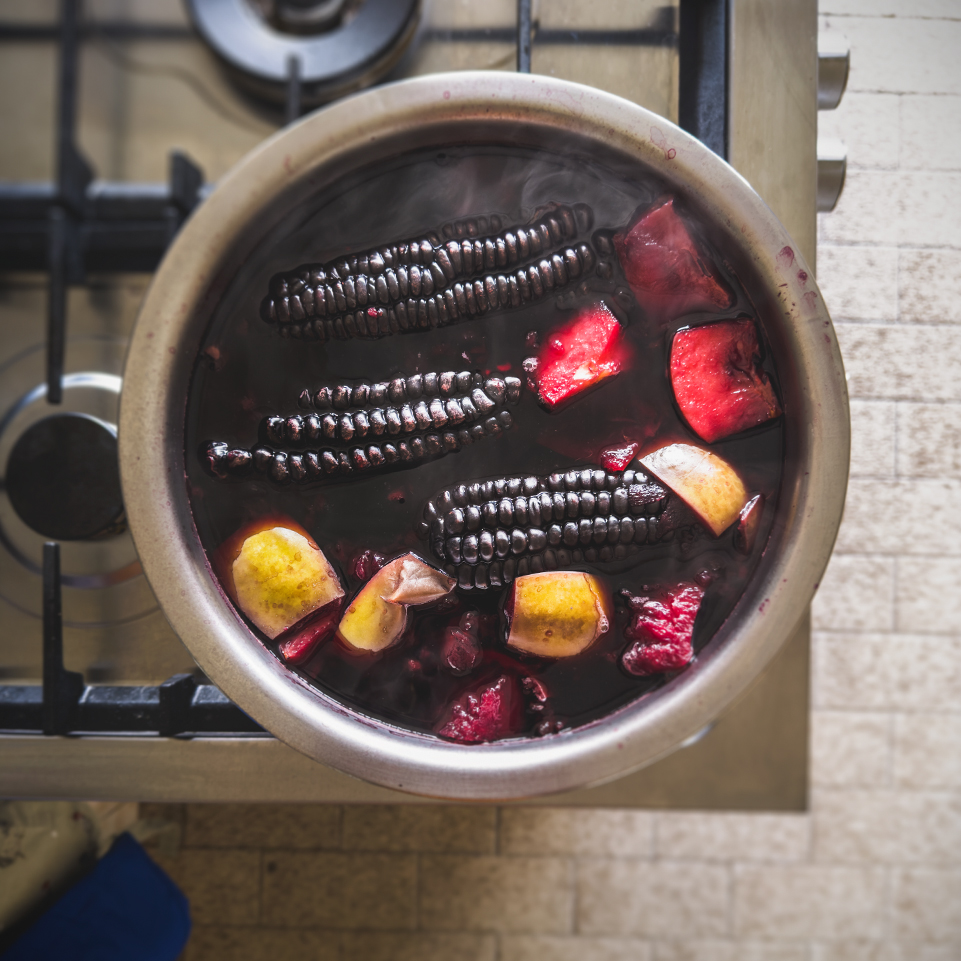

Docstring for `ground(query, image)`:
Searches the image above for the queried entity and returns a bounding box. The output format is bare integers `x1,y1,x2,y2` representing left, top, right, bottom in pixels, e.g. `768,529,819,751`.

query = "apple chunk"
640,443,748,537
230,525,344,639
506,571,612,658
670,318,781,443
613,197,733,322
337,553,455,653
532,303,626,409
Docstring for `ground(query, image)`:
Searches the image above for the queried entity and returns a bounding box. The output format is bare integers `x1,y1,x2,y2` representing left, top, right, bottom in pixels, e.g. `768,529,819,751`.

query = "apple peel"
640,443,748,537
385,555,457,605
506,571,612,658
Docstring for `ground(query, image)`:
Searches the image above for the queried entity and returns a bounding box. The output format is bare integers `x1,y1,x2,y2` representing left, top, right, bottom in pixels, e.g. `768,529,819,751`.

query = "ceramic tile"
418,855,572,934
896,404,961,477
813,632,961,711
899,249,961,323
817,93,900,171
849,401,897,478
835,325,961,403
499,809,652,857
654,941,809,961
834,16,961,95
734,865,886,939
261,852,416,929
813,789,961,864
184,804,342,850
502,935,653,961
340,931,497,961
818,173,901,246
577,860,729,938
341,805,495,854
901,95,961,171
893,713,961,788
892,869,961,940
812,554,895,632
835,479,961,555
895,556,961,632
817,245,898,321
183,926,340,961
810,711,891,788
149,848,261,926
654,813,810,862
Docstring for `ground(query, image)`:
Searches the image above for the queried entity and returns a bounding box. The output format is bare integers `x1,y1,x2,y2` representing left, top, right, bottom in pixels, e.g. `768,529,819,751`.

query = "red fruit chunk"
443,629,482,675
350,549,386,583
670,318,781,443
614,198,733,322
620,582,705,676
734,493,764,555
277,598,343,665
600,441,639,472
438,675,520,743
534,303,626,409
442,612,484,676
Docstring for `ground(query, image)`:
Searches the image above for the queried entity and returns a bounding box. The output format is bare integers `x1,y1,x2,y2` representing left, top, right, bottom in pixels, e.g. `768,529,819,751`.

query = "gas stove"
0,0,836,805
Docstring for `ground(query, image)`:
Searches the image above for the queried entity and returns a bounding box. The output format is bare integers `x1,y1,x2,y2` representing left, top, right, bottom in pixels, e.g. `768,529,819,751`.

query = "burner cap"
5,413,125,541
186,0,420,107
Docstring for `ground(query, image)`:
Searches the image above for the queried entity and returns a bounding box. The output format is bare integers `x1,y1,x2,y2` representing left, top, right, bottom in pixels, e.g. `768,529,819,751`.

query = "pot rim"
119,71,849,800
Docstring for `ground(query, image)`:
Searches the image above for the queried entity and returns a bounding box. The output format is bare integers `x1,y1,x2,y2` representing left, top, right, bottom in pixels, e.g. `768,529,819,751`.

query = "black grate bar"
41,542,84,735
427,25,677,46
678,0,728,159
517,0,532,72
47,0,93,404
0,681,265,736
0,21,194,41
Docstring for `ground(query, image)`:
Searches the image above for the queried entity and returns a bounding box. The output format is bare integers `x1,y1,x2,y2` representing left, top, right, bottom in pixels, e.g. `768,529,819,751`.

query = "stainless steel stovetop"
0,0,826,805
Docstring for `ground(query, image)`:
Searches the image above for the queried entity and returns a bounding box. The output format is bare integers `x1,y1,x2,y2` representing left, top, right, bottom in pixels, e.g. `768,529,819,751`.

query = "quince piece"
230,524,344,639
506,571,611,658
337,553,455,653
640,443,748,537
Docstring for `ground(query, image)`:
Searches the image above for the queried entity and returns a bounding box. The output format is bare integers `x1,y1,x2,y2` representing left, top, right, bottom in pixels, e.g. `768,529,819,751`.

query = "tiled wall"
146,3,961,958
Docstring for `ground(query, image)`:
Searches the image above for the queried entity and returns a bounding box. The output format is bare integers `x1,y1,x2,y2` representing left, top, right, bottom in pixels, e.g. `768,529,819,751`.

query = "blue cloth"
3,832,190,961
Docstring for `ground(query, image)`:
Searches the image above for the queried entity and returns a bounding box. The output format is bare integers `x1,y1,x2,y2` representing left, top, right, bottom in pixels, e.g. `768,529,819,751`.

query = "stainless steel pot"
119,72,849,800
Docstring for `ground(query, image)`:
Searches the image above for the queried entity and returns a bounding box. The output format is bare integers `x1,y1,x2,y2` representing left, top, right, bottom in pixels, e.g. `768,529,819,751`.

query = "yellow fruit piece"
640,443,748,536
232,527,344,639
507,571,611,658
337,583,408,653
338,553,455,653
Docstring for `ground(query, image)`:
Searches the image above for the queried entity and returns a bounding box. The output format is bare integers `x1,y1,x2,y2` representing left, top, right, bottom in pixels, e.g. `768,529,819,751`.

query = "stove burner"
267,0,358,35
5,413,125,542
186,0,420,109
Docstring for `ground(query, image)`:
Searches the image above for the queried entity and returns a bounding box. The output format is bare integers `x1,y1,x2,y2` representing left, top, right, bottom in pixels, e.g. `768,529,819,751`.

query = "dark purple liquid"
184,146,783,740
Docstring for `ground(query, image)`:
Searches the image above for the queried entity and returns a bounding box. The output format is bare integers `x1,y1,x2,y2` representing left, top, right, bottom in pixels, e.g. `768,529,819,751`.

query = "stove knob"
818,32,850,111
817,137,847,213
